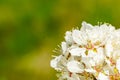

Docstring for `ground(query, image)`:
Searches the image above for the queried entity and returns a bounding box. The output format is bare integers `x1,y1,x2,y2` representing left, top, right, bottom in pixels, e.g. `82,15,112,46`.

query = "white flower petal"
65,31,73,44
50,55,62,70
61,42,67,54
100,24,115,32
72,30,87,45
105,41,113,57
81,21,93,31
81,57,95,68
67,61,84,73
85,68,96,73
69,47,86,56
93,47,105,65
97,73,109,80
116,58,120,73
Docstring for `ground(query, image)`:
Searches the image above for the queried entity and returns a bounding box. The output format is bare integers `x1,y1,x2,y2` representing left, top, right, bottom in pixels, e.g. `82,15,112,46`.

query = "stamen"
69,72,72,77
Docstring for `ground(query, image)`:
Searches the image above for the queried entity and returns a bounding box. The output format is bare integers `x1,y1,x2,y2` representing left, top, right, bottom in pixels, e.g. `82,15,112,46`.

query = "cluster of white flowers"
50,22,120,80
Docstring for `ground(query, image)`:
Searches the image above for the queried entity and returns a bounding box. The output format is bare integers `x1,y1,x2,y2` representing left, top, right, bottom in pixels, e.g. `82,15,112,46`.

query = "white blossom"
50,21,120,80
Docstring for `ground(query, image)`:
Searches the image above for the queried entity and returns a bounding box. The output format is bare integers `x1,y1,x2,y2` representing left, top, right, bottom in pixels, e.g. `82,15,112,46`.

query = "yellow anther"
114,67,118,74
85,50,88,55
93,48,97,53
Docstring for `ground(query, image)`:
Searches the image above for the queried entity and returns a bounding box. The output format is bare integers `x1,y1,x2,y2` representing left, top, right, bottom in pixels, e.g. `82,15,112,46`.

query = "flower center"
86,42,94,50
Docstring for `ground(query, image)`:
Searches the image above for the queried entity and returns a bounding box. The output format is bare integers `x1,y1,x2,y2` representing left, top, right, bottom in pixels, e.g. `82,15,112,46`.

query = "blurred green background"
0,0,120,80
